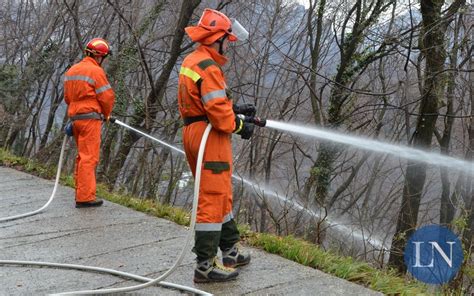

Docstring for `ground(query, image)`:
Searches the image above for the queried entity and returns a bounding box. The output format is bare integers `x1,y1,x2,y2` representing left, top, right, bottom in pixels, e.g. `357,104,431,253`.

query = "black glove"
234,115,255,140
233,103,256,117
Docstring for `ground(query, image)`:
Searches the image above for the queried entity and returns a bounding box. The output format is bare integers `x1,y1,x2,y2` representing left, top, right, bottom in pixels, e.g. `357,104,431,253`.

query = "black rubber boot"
194,257,239,283
222,244,251,268
75,199,104,208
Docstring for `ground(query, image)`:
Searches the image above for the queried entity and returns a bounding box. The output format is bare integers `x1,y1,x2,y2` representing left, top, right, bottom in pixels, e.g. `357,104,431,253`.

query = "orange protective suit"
178,45,238,258
64,56,115,202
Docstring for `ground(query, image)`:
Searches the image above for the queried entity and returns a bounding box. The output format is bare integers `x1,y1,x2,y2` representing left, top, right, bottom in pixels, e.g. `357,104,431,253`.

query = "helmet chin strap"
94,54,107,66
85,49,107,66
98,56,105,66
217,34,228,55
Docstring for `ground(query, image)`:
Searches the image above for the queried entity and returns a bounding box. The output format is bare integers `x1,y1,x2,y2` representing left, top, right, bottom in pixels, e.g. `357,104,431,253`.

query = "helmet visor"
230,19,249,41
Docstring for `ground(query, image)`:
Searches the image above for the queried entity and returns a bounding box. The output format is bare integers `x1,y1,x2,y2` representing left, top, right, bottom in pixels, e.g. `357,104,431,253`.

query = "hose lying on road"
0,259,211,295
0,136,68,223
0,121,214,295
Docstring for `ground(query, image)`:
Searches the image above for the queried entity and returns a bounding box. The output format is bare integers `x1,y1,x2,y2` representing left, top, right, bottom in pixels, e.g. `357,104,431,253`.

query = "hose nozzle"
251,116,266,127
237,114,266,127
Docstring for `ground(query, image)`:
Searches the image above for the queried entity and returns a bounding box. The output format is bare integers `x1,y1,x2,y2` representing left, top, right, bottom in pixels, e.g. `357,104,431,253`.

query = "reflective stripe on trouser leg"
195,222,222,231
219,219,240,251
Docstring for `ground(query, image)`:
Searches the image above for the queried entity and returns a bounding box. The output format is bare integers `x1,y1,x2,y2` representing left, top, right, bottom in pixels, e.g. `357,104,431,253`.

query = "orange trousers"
183,121,233,229
72,119,102,202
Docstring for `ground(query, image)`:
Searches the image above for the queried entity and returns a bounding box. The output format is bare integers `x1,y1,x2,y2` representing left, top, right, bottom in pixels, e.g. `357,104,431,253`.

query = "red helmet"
85,38,111,57
185,9,248,45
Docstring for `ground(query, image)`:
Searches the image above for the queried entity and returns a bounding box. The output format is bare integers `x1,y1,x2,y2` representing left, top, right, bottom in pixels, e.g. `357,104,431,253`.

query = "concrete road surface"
0,166,382,295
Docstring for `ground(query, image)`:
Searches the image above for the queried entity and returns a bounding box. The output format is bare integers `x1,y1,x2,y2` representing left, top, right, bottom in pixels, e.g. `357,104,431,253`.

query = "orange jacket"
64,56,115,118
178,45,235,133
179,45,236,228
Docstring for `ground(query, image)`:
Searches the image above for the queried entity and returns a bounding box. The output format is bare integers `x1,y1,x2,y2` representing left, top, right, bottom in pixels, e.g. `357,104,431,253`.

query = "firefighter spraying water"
178,8,256,283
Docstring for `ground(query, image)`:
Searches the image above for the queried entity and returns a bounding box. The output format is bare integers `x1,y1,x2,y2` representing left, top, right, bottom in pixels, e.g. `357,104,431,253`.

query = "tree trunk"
307,0,326,125
108,0,201,180
5,2,62,150
388,0,447,273
98,1,165,183
439,11,463,225
106,0,201,183
303,0,393,206
39,89,63,151
462,27,474,253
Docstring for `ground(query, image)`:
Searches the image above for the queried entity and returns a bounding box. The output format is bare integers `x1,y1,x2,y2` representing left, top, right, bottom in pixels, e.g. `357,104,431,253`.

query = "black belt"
183,115,208,126
70,112,104,121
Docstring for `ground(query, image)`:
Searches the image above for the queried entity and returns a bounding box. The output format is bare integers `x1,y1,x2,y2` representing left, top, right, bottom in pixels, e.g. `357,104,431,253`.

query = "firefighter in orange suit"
178,9,256,282
64,38,115,208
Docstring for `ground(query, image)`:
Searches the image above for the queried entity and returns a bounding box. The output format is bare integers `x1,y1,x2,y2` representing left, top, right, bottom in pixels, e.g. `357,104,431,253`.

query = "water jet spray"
264,120,474,175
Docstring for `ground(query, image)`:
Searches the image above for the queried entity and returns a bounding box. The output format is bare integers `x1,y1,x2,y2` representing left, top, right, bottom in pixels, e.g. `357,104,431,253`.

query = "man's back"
64,57,114,118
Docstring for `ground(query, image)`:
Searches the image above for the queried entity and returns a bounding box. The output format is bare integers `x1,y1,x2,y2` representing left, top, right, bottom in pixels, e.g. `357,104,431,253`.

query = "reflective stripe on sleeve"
96,84,111,94
179,67,201,82
195,223,222,231
201,89,226,104
64,75,95,85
